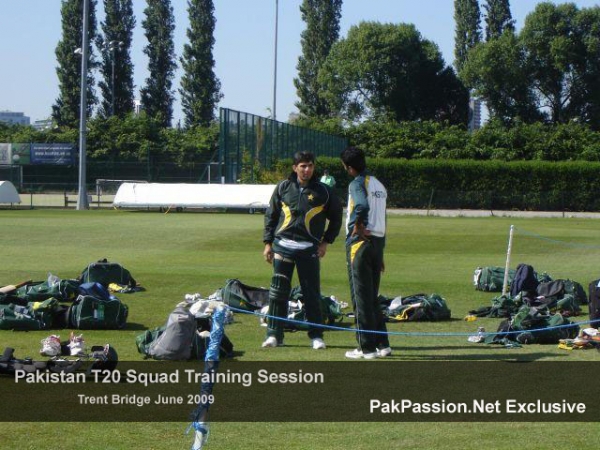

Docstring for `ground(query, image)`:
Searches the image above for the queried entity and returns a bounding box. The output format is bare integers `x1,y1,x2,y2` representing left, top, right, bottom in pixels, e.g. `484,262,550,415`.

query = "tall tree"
461,31,542,124
97,0,136,118
462,3,600,128
483,0,515,41
319,22,469,124
140,0,177,128
574,6,600,127
294,0,343,118
52,0,98,128
521,3,599,125
454,0,482,74
179,0,222,128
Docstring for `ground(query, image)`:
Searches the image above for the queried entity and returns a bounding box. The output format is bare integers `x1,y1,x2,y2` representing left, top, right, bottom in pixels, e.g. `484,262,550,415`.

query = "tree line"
298,0,600,130
53,0,219,130
293,0,600,162
4,0,600,164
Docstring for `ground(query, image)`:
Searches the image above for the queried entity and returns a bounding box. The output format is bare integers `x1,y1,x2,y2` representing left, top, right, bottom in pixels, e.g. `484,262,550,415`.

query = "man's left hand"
318,241,329,258
352,222,370,241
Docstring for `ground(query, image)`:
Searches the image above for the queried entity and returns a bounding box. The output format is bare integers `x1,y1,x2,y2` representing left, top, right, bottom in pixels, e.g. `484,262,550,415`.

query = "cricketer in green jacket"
341,146,391,360
262,151,342,349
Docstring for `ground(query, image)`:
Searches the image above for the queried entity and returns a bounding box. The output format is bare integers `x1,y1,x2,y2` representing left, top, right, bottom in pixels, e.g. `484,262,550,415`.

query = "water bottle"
477,327,485,342
468,326,486,343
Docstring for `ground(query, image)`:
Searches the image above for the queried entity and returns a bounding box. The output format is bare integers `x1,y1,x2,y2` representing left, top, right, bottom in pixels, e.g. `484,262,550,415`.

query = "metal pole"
502,225,515,296
76,0,90,210
111,47,115,117
272,0,278,121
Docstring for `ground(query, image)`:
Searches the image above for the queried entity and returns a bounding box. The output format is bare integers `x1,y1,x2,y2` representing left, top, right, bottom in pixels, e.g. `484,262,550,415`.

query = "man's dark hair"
340,146,366,172
293,151,315,165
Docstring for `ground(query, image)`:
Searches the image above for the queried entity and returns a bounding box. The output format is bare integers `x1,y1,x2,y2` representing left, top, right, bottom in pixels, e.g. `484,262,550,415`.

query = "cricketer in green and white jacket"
342,146,390,358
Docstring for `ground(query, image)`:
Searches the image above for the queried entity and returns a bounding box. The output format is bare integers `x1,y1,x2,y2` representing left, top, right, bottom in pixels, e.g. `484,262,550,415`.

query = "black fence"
1,161,220,192
385,189,600,212
219,108,348,183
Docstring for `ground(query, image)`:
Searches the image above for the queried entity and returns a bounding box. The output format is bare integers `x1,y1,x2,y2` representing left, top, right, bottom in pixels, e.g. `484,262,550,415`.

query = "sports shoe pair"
261,336,326,350
39,332,85,357
345,346,392,359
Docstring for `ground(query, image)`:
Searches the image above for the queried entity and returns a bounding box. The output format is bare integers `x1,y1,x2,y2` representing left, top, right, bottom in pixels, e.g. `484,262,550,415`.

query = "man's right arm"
263,182,282,246
349,180,370,239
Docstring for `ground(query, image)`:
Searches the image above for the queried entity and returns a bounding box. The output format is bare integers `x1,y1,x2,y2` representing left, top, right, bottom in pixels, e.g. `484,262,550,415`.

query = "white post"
76,0,90,210
111,46,116,116
502,225,514,295
272,0,278,121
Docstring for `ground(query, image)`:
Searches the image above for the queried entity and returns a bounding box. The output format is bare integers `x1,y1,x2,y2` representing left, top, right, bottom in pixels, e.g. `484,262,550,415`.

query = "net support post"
502,225,514,295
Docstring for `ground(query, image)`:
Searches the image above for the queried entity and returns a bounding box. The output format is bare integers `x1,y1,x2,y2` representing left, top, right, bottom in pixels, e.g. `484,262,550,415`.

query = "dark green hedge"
317,158,600,212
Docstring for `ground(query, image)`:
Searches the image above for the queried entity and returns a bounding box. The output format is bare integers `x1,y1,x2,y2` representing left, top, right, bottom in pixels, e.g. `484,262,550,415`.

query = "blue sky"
1,0,597,125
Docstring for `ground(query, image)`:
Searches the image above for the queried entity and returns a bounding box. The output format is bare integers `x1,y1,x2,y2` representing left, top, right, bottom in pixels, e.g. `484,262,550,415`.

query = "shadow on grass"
391,349,567,361
386,317,465,324
123,322,148,331
223,350,246,360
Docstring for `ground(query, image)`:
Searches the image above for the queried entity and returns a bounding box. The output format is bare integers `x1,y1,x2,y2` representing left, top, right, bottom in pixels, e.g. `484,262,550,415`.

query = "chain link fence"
1,161,220,191
219,108,348,183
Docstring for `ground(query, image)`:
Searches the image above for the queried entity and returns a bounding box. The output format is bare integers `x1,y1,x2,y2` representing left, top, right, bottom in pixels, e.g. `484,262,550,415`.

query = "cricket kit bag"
510,264,539,297
0,301,55,331
468,294,522,318
588,279,600,329
68,294,128,330
386,294,451,321
534,280,585,316
142,306,197,360
78,259,136,288
136,306,234,361
14,278,80,303
221,279,269,311
473,266,515,292
489,305,579,345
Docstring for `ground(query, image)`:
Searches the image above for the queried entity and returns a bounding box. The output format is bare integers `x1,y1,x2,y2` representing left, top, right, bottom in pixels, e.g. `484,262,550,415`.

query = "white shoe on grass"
312,338,326,350
262,336,283,348
377,347,392,357
345,348,378,359
68,332,85,356
40,335,61,357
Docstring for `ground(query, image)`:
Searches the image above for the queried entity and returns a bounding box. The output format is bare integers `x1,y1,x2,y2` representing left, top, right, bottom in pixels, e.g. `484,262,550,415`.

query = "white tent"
0,181,20,204
113,183,275,209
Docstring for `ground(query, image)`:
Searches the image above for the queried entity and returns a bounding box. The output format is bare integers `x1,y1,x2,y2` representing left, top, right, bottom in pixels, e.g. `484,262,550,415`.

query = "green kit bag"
221,279,269,311
473,266,515,292
79,259,136,288
68,294,128,329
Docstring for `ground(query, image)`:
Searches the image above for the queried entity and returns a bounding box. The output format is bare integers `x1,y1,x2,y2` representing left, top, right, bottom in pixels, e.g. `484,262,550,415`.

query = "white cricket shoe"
311,338,326,350
377,347,392,357
40,335,61,357
68,332,85,356
345,348,378,360
262,336,283,348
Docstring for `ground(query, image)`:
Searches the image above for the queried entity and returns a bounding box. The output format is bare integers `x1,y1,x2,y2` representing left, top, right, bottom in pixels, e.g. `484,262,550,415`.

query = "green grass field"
1,209,599,449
